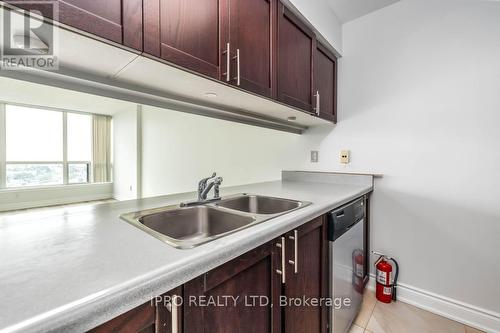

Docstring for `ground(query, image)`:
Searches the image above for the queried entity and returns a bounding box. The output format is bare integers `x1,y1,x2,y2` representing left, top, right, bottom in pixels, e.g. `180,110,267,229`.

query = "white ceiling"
327,0,401,23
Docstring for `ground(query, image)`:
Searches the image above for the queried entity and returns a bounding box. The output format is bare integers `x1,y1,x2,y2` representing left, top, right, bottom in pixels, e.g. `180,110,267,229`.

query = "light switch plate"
311,150,319,163
340,150,350,164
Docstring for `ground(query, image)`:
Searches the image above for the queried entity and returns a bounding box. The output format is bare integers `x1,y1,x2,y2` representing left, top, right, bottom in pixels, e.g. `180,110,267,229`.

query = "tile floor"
349,291,485,333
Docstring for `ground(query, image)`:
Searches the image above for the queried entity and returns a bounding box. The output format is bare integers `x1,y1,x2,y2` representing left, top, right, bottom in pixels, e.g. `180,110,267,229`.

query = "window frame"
0,102,97,190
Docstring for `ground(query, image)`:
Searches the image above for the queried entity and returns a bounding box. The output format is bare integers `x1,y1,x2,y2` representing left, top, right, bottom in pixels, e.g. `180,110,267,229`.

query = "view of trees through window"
2,104,95,188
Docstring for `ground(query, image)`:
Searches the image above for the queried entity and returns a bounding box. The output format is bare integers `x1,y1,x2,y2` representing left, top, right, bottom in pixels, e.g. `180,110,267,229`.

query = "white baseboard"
367,275,500,333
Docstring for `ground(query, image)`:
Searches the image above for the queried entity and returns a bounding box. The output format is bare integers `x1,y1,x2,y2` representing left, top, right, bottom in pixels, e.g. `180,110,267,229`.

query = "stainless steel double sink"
121,194,311,249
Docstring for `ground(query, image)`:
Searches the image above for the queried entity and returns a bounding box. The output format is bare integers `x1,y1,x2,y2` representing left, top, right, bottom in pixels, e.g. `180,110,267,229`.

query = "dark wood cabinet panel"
89,287,182,333
183,241,282,333
284,216,328,333
314,43,337,123
6,0,143,50
277,3,315,112
157,287,183,333
144,0,220,79
221,0,276,97
122,0,143,50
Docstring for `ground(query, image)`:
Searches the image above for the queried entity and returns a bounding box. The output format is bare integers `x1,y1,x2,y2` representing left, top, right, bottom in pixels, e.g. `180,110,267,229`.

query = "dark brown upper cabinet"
314,43,337,123
7,0,339,124
143,0,221,79
220,0,276,98
277,2,315,113
5,0,143,51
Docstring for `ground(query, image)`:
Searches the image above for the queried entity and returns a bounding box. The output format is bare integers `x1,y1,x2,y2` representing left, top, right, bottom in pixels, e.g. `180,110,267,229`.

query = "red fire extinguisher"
373,251,399,303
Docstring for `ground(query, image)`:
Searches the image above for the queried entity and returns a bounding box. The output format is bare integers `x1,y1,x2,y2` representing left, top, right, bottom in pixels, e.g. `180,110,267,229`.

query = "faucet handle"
199,172,216,184
213,177,223,199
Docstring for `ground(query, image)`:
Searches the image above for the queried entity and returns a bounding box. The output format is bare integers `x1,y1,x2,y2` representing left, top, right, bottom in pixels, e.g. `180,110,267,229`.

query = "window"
67,112,92,184
0,104,112,189
5,106,64,187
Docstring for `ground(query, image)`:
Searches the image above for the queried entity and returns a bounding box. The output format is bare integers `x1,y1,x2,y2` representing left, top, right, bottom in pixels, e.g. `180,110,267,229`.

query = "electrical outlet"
311,150,319,163
340,150,350,164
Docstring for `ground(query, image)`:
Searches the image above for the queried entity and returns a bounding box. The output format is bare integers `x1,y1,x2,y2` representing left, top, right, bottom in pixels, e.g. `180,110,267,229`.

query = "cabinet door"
6,0,143,50
314,43,337,123
183,241,282,333
277,2,315,112
157,287,183,333
89,287,182,333
143,0,220,79
284,216,328,333
222,0,276,97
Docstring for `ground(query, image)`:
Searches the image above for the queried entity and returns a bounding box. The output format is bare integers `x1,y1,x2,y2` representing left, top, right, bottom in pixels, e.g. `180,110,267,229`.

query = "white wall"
112,107,139,201
289,0,343,53
140,106,306,197
300,0,500,322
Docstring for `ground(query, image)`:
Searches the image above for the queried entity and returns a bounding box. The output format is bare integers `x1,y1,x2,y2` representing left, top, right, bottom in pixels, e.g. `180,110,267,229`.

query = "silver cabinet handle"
222,43,231,82
233,48,241,86
166,295,179,333
313,90,320,115
276,236,286,284
288,230,298,274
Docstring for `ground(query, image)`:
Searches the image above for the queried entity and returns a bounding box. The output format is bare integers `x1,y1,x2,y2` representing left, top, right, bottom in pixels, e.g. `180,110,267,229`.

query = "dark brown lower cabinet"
89,286,182,333
283,216,328,333
88,301,156,333
184,241,282,333
89,216,329,333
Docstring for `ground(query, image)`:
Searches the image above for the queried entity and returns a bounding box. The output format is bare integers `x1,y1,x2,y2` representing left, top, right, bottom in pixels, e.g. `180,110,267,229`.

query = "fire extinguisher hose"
391,258,399,301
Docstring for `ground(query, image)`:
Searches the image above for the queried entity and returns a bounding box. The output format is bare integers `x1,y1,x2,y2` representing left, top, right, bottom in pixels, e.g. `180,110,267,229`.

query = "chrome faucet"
180,172,224,207
198,172,223,201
